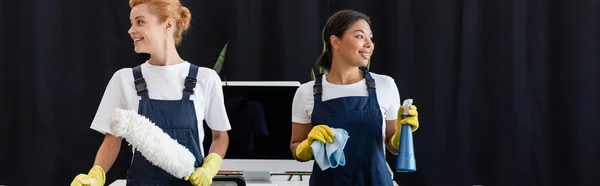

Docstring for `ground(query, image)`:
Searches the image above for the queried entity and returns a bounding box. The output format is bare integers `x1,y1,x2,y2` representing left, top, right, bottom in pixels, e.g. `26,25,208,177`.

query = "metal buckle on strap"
184,77,197,94
134,78,147,94
313,86,323,95
366,81,376,89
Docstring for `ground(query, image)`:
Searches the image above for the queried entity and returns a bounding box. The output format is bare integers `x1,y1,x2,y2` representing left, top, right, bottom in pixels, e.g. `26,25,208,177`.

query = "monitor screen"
202,81,301,160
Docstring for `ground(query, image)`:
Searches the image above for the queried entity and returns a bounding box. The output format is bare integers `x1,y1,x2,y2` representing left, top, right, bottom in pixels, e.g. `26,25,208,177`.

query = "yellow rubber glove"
295,125,335,161
391,105,419,150
70,165,106,186
184,153,223,186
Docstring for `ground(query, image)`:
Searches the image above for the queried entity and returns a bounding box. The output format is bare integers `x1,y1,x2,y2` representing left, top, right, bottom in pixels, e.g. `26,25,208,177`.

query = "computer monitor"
202,81,301,160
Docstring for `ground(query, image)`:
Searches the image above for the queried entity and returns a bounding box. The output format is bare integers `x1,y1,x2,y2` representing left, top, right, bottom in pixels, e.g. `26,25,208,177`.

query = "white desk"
109,159,312,186
110,181,307,186
108,159,397,186
109,175,309,186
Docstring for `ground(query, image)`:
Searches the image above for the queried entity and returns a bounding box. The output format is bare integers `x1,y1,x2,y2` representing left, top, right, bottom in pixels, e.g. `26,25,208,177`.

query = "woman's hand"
294,125,335,161
391,105,419,150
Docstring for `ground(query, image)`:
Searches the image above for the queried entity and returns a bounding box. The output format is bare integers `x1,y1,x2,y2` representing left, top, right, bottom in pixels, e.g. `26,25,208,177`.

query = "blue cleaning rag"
311,128,350,171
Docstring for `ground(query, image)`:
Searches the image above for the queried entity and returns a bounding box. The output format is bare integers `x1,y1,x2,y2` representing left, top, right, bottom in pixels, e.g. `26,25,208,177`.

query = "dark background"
2,0,600,185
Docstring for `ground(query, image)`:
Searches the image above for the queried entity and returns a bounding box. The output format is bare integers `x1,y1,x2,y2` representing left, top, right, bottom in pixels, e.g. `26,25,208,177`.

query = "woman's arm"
202,69,231,159
290,122,313,162
93,133,122,172
207,130,229,158
385,120,398,155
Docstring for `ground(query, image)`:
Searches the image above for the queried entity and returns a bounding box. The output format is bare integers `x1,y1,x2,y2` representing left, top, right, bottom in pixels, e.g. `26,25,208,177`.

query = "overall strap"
182,64,199,101
359,66,378,101
313,73,324,103
133,65,149,100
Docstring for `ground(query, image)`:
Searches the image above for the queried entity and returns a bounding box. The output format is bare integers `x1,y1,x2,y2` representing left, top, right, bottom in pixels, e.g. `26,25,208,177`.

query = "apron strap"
182,64,199,101
313,73,324,103
313,66,377,103
359,66,378,103
359,66,376,88
133,65,149,100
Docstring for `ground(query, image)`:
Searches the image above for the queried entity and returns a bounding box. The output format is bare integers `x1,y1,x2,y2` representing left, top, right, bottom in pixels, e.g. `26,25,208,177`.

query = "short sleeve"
291,85,311,124
386,79,401,121
90,69,128,135
203,70,232,131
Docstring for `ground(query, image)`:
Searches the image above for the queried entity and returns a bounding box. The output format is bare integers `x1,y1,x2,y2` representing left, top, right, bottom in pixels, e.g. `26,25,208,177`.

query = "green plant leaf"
213,41,228,74
322,27,326,52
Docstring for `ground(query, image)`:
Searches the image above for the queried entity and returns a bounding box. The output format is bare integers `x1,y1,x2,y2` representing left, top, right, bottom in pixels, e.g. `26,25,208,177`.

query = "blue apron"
309,67,394,186
126,64,204,186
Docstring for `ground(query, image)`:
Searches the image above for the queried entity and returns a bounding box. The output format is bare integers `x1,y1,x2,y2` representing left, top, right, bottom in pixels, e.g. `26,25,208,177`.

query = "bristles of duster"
108,108,196,178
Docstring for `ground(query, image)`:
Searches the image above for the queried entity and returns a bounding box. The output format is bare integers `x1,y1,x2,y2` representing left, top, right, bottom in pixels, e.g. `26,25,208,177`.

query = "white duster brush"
108,108,196,179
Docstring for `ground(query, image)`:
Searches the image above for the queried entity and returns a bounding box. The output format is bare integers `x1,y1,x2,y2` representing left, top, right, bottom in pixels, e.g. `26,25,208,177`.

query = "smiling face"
331,19,374,67
127,4,171,54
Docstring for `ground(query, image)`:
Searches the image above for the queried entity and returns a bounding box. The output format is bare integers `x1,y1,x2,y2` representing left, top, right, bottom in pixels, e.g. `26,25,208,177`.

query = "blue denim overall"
309,67,394,186
126,64,203,186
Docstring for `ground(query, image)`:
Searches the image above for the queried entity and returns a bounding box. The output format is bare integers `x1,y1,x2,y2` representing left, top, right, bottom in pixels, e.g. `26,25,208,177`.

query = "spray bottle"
396,99,416,172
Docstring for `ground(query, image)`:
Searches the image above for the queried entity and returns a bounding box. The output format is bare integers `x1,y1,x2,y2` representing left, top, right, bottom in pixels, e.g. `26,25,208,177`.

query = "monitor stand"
243,170,273,184
221,159,314,185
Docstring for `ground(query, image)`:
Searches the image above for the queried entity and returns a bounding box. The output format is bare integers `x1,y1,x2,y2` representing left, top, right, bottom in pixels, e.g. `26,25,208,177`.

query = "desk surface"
110,180,308,186
109,175,310,186
109,160,313,186
108,159,397,186
110,176,399,186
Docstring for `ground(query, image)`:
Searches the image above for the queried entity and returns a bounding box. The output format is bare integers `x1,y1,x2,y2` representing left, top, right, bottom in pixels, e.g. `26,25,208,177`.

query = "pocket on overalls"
371,165,394,186
167,129,191,145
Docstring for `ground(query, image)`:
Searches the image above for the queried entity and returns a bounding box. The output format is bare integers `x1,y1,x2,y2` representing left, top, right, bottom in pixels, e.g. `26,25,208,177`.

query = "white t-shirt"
291,72,401,143
90,61,231,155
